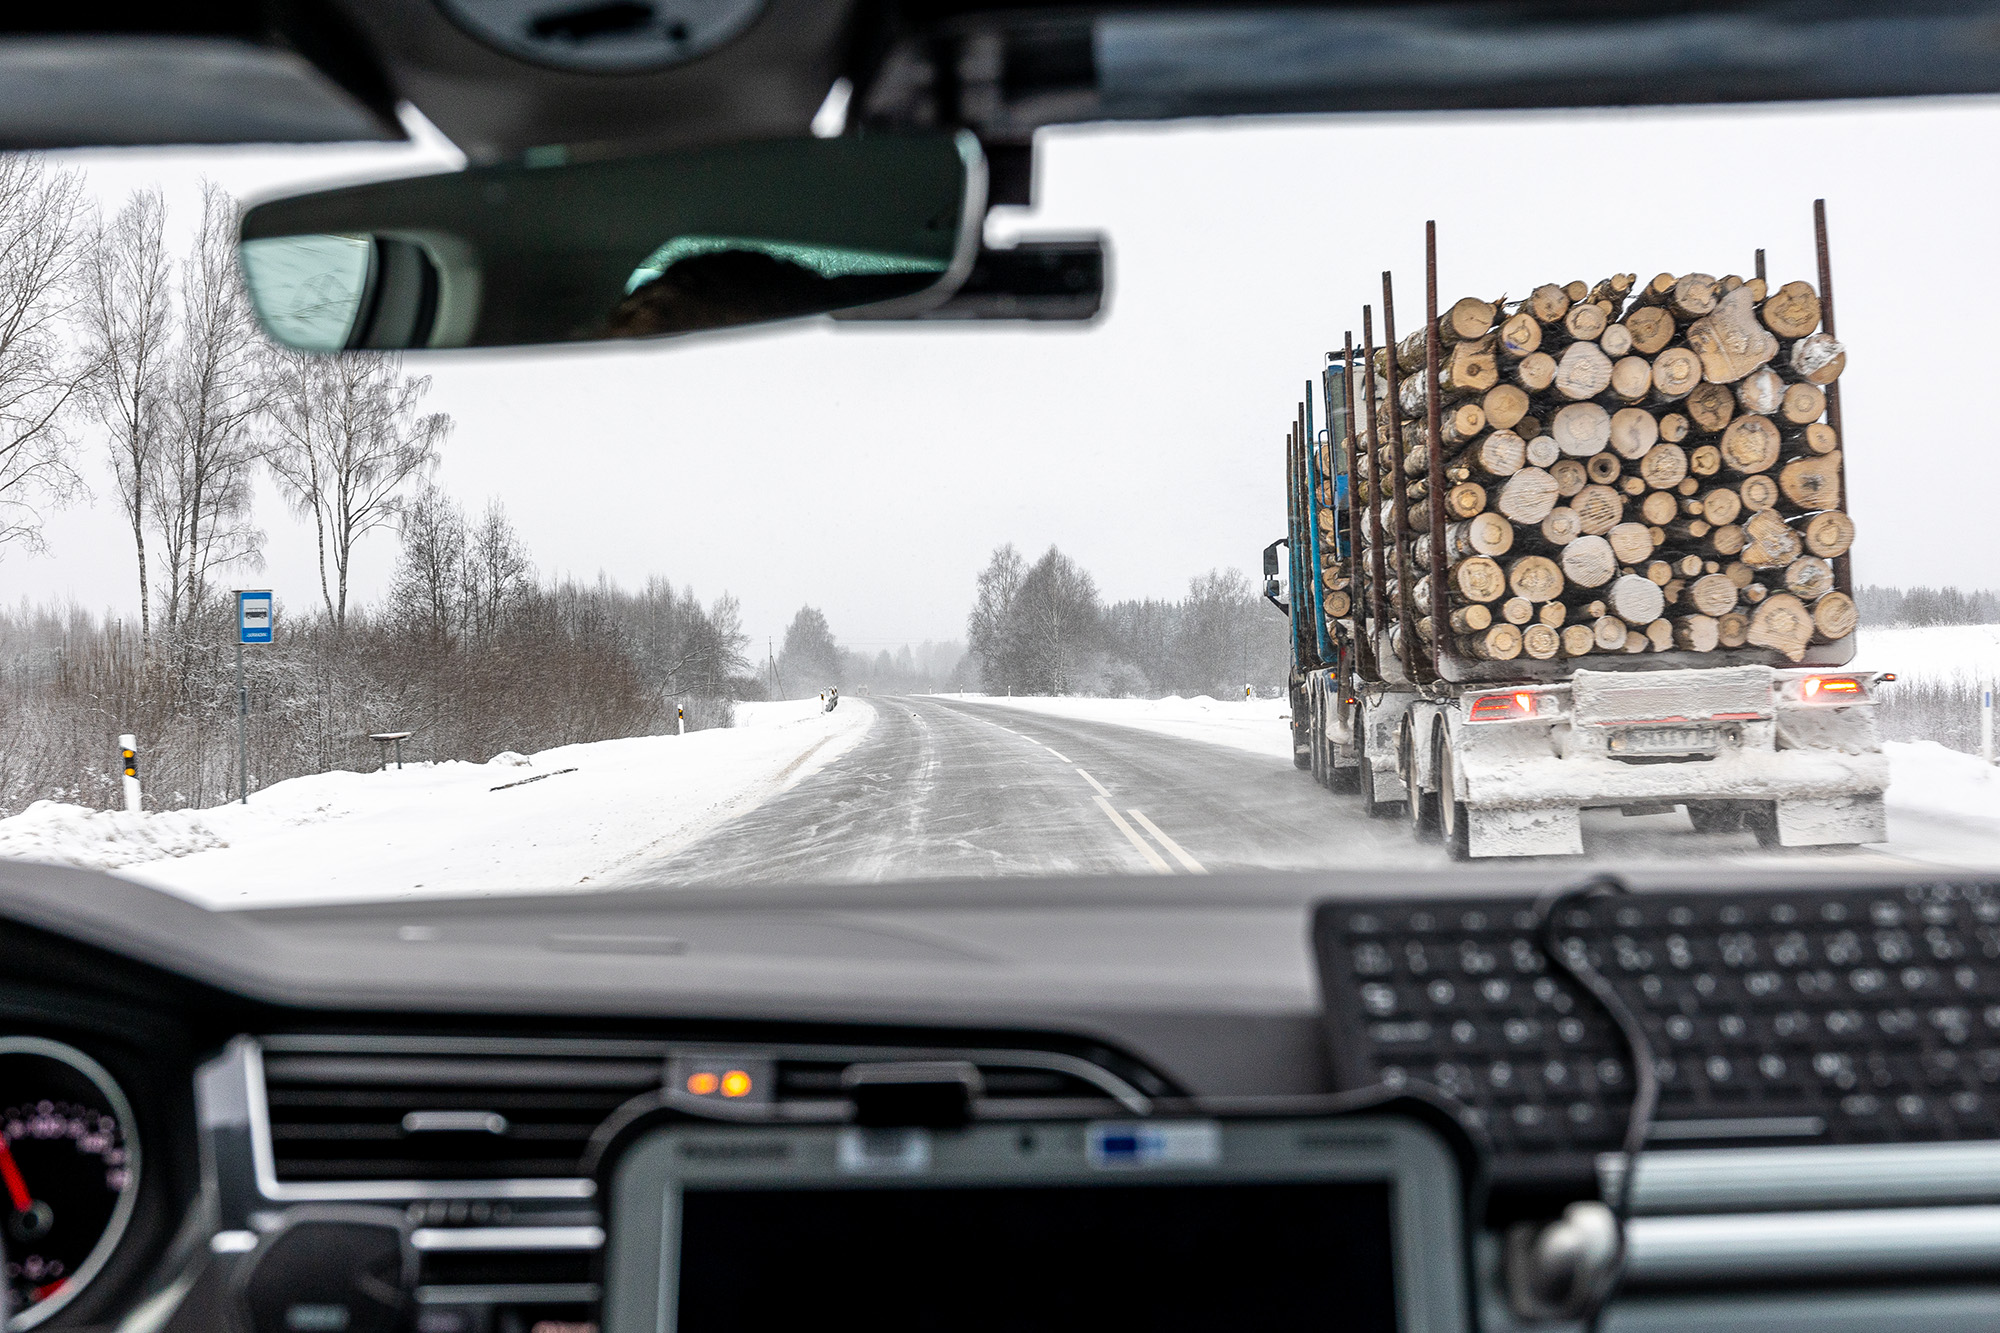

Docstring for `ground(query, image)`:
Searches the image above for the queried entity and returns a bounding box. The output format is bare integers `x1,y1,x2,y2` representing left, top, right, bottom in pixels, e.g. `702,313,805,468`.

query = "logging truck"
1265,211,1891,859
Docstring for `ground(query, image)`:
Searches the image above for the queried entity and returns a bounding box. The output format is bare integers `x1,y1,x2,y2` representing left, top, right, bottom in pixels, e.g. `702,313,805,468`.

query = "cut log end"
1561,534,1618,589
1747,593,1815,662
1813,591,1858,642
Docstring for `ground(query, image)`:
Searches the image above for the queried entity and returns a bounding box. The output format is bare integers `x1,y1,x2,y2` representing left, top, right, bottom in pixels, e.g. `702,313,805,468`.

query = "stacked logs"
1317,272,1854,665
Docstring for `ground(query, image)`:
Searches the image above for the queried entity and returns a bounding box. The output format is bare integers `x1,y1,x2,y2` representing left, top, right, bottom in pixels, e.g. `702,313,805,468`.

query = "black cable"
1533,874,1660,1333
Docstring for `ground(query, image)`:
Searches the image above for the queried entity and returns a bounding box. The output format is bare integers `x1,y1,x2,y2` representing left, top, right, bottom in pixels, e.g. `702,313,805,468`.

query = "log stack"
1318,273,1855,665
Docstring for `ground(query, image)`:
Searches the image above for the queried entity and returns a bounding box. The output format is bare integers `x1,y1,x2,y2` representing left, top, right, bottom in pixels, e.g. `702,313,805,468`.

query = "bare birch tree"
78,186,173,647
387,481,468,641
465,499,533,642
152,184,268,632
1010,546,1101,694
0,156,89,556
966,542,1025,692
266,346,451,627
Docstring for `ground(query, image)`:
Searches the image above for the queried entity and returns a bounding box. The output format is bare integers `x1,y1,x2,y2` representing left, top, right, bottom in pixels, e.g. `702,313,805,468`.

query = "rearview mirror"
237,133,986,351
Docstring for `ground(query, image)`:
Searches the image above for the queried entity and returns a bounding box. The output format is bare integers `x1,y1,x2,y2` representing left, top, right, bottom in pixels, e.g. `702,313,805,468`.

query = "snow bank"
0,698,872,907
1886,740,2000,826
943,693,1292,759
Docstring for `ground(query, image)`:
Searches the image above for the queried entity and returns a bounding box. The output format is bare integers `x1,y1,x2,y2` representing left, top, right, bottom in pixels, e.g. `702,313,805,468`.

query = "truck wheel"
1436,729,1471,862
1402,717,1439,839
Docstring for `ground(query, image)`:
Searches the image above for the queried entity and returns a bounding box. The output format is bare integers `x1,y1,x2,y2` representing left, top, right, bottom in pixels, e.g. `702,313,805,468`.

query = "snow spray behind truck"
1265,206,1891,859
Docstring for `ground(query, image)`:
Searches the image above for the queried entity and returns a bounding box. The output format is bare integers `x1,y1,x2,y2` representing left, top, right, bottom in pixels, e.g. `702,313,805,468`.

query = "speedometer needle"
0,1137,33,1213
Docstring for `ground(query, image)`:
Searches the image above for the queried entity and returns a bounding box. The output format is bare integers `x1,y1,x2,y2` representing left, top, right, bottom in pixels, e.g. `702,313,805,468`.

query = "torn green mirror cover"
236,132,987,352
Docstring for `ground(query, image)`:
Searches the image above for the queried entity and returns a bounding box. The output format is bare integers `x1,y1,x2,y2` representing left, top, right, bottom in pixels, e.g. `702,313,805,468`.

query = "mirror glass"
237,133,985,351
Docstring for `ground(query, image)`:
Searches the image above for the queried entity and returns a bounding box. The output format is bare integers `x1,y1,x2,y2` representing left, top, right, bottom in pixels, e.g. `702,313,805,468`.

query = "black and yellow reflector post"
118,733,140,812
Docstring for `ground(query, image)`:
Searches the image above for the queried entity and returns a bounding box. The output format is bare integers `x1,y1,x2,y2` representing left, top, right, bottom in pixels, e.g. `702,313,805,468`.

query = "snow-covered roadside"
0,698,872,907
941,693,1293,760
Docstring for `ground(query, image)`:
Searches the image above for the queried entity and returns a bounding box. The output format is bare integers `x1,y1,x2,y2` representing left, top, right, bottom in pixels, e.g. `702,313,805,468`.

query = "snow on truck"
1264,206,1891,859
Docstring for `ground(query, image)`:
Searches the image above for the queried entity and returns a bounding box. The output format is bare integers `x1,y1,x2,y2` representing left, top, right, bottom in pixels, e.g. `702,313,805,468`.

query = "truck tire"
1402,716,1439,839
1435,728,1471,862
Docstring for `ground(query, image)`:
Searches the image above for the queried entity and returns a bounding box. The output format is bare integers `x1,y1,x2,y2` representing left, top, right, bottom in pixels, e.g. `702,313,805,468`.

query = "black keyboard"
1314,884,2000,1175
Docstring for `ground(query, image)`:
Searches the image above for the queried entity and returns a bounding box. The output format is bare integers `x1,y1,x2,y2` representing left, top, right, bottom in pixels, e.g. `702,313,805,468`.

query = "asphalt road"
640,695,1439,885
631,695,1988,887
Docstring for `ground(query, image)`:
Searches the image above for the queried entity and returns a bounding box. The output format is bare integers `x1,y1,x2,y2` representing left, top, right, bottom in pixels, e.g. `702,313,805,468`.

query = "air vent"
261,1050,663,1182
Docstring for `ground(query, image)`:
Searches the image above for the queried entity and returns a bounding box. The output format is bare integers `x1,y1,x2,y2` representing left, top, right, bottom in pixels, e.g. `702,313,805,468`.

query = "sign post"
1985,686,1994,766
236,591,273,804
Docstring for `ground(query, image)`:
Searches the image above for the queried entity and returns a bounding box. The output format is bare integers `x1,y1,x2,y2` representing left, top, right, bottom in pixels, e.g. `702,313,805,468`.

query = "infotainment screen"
677,1179,1396,1329
604,1116,1469,1333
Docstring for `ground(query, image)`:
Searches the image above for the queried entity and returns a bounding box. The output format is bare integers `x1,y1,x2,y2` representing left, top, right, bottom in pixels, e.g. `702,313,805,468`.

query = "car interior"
8,3,2000,1333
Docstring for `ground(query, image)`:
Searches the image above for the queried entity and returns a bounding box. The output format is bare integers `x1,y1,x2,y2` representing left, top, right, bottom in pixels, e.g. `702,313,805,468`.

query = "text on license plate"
1611,725,1720,755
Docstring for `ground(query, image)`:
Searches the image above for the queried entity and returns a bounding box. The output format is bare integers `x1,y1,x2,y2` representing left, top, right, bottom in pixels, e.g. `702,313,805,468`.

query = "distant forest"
959,544,1290,699
763,545,1293,704
1855,585,2000,627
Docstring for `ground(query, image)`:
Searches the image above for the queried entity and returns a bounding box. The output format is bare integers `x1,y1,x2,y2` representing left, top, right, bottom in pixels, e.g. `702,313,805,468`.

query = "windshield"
0,99,1992,907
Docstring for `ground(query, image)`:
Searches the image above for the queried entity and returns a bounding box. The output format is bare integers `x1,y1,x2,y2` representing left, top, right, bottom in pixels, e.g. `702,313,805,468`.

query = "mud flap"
1467,805,1583,858
1776,792,1888,847
1362,699,1410,802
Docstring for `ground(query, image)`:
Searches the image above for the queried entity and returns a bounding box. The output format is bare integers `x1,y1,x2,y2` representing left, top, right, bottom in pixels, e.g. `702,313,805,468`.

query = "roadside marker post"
1984,687,1994,766
119,734,141,813
235,591,273,804
677,703,685,735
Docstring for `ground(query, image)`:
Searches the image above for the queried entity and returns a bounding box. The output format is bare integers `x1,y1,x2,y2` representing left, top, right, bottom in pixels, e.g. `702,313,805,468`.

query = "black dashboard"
8,858,2000,1333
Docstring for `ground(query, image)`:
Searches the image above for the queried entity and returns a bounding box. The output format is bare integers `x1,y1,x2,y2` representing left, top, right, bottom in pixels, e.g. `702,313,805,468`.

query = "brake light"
1802,675,1865,701
1470,691,1537,722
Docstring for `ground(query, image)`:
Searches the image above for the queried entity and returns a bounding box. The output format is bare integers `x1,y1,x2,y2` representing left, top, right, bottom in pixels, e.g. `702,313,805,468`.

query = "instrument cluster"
1,1037,142,1328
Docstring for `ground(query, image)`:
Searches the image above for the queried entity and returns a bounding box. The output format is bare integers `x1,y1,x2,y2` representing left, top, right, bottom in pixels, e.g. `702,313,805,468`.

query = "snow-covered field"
1849,624,2000,689
0,699,871,907
942,693,1293,760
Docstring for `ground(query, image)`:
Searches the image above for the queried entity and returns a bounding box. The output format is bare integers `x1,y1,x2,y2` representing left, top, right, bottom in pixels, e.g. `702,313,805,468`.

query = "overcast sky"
12,96,2000,654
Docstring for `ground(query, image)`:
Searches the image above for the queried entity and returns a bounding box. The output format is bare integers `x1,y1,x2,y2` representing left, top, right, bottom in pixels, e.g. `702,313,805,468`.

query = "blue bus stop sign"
238,590,273,644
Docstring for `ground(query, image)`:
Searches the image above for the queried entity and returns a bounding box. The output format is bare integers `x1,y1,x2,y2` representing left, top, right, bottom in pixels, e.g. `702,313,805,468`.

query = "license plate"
1612,725,1719,756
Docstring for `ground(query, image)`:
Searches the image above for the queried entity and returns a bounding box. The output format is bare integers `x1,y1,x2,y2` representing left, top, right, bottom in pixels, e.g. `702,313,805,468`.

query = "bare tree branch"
266,346,450,627
0,156,90,557
78,184,173,648
152,183,269,631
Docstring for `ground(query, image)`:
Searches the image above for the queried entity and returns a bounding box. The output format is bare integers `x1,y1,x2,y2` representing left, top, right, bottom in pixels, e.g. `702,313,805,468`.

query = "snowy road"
628,694,1421,884
624,696,1984,880
629,695,2000,887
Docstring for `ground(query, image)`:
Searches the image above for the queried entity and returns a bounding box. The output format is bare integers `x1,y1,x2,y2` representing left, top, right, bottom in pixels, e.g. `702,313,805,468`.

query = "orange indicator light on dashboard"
721,1070,753,1098
686,1071,720,1095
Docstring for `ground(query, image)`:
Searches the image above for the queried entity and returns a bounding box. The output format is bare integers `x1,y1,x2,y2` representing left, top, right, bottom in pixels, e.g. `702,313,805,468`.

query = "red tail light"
1802,675,1865,701
1470,691,1537,722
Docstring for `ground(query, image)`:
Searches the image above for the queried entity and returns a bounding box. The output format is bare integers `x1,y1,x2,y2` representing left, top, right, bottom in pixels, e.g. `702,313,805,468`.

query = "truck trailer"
1266,208,1890,859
